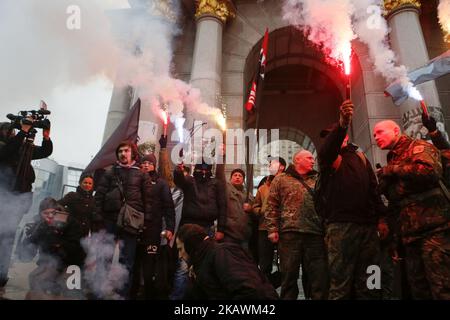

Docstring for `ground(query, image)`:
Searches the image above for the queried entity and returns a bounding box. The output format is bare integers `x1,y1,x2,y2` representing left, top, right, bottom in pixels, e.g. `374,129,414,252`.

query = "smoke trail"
282,0,356,69
0,0,223,165
439,0,450,42
282,0,421,101
81,231,128,300
352,1,410,83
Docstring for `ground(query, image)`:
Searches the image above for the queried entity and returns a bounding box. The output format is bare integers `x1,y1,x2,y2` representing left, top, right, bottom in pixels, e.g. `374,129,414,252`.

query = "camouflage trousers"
404,231,450,299
278,232,329,300
326,222,381,300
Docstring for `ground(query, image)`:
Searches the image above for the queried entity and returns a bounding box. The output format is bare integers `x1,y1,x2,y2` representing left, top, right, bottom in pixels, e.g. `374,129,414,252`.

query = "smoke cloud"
439,0,450,42
282,0,419,100
0,0,222,167
81,231,128,300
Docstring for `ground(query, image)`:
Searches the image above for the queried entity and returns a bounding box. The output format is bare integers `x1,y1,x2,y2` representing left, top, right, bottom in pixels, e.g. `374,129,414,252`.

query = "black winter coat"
59,187,97,237
0,130,53,193
95,164,152,224
318,123,383,224
139,171,175,245
174,167,227,231
188,239,278,300
26,214,86,267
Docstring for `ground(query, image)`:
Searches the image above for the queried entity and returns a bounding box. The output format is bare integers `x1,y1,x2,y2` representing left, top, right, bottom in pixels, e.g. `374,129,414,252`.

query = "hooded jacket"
174,166,227,231
188,239,278,300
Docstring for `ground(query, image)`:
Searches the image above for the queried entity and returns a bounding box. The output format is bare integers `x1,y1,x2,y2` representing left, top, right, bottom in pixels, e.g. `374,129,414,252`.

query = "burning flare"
215,112,227,132
439,0,450,42
161,110,168,126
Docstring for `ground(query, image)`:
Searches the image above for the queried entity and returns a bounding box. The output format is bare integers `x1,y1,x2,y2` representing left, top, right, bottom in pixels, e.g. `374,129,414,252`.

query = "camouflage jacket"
265,166,324,235
380,134,450,244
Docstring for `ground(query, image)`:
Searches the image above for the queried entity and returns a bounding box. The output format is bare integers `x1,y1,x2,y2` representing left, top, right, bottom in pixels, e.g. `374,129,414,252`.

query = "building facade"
103,0,450,188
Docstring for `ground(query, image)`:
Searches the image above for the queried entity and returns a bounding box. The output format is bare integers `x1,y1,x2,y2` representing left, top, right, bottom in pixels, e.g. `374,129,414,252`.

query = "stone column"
384,0,445,138
187,0,236,130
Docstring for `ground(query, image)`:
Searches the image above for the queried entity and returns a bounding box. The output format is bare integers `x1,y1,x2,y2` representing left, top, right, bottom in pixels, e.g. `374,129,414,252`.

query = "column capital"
195,0,236,24
151,0,178,22
384,0,421,18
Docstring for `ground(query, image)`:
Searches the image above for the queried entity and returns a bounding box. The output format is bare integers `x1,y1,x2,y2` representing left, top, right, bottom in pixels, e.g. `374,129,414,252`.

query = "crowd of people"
0,99,450,300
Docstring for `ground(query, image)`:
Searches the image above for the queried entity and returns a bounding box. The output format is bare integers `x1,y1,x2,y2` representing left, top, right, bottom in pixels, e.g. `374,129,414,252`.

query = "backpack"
314,151,367,219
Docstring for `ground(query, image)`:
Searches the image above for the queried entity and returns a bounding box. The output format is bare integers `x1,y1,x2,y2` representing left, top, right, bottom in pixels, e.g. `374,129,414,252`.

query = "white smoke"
282,0,356,68
81,231,128,300
282,0,419,101
0,0,118,108
352,0,410,84
0,0,222,166
439,0,450,42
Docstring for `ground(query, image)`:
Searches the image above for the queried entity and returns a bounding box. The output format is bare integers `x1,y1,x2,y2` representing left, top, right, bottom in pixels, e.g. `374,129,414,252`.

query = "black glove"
422,113,437,132
159,134,167,148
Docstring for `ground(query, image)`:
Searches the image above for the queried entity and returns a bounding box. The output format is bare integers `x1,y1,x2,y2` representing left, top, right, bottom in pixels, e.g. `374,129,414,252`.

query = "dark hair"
79,173,94,184
230,168,245,180
177,224,208,257
115,141,139,161
183,166,191,175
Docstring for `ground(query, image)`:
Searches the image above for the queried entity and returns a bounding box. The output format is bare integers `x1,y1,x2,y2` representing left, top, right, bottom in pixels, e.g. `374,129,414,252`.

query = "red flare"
420,100,429,118
161,110,168,136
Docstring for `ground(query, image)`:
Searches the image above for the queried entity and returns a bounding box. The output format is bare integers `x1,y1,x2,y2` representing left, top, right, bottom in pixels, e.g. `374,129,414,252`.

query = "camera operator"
0,116,53,294
22,197,85,299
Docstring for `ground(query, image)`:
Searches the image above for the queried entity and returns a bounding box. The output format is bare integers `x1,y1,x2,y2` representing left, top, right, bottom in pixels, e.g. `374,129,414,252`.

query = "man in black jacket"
170,160,227,300
0,121,53,292
176,223,278,300
94,141,152,299
130,136,175,300
318,100,384,299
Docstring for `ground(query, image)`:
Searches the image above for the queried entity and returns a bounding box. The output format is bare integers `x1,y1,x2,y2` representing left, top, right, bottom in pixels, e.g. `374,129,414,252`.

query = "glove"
421,113,437,132
159,134,167,148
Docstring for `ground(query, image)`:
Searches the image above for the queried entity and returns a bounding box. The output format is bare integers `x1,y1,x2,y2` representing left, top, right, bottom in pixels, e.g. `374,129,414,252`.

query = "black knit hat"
39,197,65,212
140,153,157,166
230,168,245,179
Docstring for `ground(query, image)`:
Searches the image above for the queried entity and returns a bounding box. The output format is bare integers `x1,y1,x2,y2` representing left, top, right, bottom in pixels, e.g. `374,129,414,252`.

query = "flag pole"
246,28,269,200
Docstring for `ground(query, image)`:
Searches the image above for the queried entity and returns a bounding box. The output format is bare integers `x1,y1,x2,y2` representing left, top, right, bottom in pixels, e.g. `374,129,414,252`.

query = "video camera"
7,107,51,130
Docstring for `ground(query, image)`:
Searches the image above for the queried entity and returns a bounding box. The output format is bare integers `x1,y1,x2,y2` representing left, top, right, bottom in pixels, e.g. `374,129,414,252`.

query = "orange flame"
161,110,168,125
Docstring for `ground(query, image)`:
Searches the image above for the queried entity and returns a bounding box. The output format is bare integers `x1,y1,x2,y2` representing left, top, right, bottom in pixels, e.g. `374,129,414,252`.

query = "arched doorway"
243,26,363,191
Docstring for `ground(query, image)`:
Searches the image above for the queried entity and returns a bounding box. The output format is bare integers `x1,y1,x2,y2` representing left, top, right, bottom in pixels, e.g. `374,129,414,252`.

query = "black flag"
84,98,141,175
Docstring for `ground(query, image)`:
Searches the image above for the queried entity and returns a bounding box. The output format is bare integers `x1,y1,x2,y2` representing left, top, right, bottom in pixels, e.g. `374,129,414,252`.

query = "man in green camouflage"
374,119,450,299
265,150,328,300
